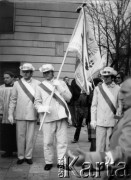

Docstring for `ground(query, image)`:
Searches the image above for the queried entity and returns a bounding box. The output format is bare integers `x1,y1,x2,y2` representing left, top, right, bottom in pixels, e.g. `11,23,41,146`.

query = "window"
0,1,14,34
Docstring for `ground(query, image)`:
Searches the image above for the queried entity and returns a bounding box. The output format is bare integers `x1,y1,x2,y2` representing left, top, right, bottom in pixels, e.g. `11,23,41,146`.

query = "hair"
4,71,14,78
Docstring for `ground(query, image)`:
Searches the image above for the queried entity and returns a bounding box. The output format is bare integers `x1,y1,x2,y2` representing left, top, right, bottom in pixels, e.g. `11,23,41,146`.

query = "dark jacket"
69,79,81,105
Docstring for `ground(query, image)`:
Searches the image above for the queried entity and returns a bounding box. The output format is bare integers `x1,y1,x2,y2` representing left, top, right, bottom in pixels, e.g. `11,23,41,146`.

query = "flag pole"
82,7,91,94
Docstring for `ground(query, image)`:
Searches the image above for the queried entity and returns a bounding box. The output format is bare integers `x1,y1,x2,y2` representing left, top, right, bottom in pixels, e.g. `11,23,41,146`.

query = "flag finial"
76,3,87,13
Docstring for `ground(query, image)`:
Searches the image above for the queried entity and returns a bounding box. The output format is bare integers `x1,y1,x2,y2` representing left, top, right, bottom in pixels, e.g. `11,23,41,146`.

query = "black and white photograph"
0,0,131,179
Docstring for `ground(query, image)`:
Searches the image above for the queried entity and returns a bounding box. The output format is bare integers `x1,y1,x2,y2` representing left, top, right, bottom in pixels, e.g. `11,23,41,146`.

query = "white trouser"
96,126,113,152
16,120,36,160
42,119,68,164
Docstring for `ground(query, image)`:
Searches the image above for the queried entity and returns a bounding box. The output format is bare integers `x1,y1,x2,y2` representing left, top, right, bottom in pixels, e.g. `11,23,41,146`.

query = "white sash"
42,81,71,120
102,83,116,108
21,78,35,97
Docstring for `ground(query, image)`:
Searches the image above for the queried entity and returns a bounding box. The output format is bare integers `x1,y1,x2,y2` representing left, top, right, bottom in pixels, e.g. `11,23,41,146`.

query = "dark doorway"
0,62,20,85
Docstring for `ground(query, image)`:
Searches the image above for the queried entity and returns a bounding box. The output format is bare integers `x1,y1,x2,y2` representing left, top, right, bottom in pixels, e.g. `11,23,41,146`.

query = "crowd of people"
1,63,131,179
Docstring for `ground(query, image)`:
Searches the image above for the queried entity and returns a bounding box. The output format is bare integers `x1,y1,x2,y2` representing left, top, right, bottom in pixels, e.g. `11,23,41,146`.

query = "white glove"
90,121,97,129
53,80,65,93
105,151,114,165
38,105,50,113
53,79,61,87
8,115,14,124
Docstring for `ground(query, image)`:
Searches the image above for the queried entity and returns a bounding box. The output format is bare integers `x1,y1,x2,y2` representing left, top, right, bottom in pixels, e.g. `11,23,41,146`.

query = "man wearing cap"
8,63,40,165
90,67,120,152
34,64,72,171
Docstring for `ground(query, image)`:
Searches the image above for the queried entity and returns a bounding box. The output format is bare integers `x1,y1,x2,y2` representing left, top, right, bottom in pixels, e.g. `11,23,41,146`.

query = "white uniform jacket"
34,79,72,123
9,78,40,121
91,83,120,127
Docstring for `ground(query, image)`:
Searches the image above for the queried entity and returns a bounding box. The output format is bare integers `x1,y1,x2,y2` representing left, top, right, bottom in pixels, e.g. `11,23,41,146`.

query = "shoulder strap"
18,80,34,103
98,85,116,114
39,83,69,117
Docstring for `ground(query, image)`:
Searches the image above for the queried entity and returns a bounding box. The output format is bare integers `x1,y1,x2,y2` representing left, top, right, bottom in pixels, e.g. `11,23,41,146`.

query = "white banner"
67,7,106,93
67,11,84,61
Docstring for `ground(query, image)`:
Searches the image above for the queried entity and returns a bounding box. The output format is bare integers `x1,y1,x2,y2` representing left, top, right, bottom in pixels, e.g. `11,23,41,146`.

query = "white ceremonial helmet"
100,67,117,76
39,64,54,73
19,63,35,71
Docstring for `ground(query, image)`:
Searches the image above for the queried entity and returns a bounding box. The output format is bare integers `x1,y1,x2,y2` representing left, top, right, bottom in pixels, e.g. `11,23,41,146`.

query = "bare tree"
85,0,131,75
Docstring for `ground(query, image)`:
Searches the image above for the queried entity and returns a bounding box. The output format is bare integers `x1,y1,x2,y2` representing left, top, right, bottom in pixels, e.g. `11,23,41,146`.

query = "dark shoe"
44,164,53,171
71,140,78,143
17,159,25,165
25,158,33,165
1,152,13,158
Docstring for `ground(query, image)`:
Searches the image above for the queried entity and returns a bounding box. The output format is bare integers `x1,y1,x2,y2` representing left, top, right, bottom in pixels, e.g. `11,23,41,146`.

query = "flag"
67,6,106,93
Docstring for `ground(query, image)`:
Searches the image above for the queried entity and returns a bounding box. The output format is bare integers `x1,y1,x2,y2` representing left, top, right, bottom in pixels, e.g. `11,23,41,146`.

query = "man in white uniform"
91,67,120,152
34,64,72,171
8,63,40,164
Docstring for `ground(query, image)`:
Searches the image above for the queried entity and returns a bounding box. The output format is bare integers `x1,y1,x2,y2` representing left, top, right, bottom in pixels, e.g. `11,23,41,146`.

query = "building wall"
0,2,79,81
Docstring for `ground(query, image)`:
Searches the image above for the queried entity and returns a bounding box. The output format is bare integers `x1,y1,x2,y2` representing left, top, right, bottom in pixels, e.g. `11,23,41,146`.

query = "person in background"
71,90,89,143
8,63,40,165
63,76,70,87
115,72,125,118
90,67,120,152
63,76,72,127
68,77,131,180
115,71,124,86
0,71,17,158
34,64,72,171
69,79,81,127
0,71,14,88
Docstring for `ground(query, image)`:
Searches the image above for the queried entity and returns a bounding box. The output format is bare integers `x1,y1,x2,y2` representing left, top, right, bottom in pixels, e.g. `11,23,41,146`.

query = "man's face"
43,71,54,81
22,71,33,80
103,75,112,85
4,74,14,85
119,79,131,110
115,75,122,85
